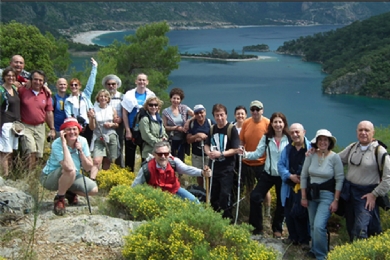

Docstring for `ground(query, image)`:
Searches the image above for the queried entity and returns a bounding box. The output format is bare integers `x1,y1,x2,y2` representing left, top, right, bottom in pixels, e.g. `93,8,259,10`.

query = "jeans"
307,190,333,260
284,189,310,244
249,172,284,233
175,187,199,204
345,183,382,241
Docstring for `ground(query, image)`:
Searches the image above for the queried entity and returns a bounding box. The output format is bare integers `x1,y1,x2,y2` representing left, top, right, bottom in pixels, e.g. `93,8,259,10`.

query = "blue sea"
71,25,390,147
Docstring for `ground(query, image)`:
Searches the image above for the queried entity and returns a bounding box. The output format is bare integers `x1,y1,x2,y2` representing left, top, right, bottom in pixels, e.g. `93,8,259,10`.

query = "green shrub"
108,185,191,221
122,199,276,260
328,229,390,260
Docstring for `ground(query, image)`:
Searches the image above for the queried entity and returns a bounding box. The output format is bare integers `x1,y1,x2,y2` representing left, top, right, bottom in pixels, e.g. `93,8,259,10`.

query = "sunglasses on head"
250,107,262,112
156,152,169,157
70,84,78,87
148,103,159,107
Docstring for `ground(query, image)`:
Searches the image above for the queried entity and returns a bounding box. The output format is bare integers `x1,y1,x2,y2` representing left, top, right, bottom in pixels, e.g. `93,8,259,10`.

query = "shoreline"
71,23,332,46
180,55,274,62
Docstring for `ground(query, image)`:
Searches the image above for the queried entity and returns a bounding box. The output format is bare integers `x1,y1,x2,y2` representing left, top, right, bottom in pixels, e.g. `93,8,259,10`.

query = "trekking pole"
234,145,244,225
201,140,206,188
201,140,210,203
79,151,92,214
209,145,217,203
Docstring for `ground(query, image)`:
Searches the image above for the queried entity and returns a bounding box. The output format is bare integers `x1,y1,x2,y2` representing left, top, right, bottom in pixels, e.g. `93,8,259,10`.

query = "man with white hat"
187,104,215,187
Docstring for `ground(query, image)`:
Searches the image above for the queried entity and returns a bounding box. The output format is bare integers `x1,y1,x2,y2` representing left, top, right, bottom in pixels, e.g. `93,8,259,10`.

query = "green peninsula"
243,44,270,52
181,48,258,61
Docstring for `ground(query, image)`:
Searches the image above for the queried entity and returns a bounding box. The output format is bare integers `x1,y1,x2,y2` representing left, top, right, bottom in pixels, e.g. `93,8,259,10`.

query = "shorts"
39,168,97,193
192,154,209,169
21,123,46,157
0,122,19,153
93,134,118,160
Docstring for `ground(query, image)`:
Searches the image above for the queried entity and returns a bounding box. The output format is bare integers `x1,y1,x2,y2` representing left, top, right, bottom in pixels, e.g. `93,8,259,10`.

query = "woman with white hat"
300,129,344,260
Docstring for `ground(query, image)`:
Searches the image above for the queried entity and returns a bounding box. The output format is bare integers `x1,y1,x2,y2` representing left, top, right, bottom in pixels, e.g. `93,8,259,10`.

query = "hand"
301,199,308,208
305,147,316,157
91,57,98,67
290,174,300,184
48,129,56,140
362,193,377,211
238,146,245,155
114,116,122,124
75,140,82,152
202,165,212,177
125,129,132,140
329,200,338,213
87,109,95,118
103,122,112,128
60,130,67,145
209,150,221,160
43,83,52,96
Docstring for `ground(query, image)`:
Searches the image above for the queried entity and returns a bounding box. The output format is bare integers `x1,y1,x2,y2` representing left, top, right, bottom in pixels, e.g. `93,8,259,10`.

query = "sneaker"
53,196,66,216
304,251,316,259
252,228,264,235
273,231,282,239
282,238,298,245
65,191,78,206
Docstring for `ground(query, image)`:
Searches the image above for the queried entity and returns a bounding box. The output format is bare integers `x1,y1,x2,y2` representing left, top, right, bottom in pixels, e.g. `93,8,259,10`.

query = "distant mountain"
2,2,390,37
276,11,390,99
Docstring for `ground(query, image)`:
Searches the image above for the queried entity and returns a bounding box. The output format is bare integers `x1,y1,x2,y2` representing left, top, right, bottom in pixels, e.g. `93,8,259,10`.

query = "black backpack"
132,107,150,146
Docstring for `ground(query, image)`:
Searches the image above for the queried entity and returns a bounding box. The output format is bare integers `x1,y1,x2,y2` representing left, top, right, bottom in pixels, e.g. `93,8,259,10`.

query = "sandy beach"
72,30,123,45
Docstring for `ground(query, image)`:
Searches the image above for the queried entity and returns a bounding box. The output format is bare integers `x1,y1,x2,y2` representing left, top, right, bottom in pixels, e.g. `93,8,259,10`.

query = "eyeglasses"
148,103,159,107
250,107,262,112
156,152,169,157
195,111,204,115
70,84,78,87
106,83,117,86
349,150,365,166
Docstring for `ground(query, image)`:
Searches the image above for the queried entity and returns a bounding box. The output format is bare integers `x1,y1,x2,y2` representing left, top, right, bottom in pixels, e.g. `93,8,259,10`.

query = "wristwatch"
219,152,225,161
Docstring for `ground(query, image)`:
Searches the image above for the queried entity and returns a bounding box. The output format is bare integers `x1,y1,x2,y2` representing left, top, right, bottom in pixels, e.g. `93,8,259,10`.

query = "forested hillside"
277,11,390,98
2,2,390,38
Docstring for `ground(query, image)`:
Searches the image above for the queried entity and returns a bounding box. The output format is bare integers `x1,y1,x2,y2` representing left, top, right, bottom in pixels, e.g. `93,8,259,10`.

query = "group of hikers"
1,54,390,260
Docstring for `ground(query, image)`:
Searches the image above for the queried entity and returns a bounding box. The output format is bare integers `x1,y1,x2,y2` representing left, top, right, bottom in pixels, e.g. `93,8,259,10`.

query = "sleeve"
131,167,146,187
174,157,202,177
45,96,54,111
52,139,65,162
278,146,290,182
338,143,355,165
300,155,312,189
139,117,160,146
64,98,73,117
332,153,345,191
240,121,246,143
245,135,266,160
83,65,97,99
373,146,390,197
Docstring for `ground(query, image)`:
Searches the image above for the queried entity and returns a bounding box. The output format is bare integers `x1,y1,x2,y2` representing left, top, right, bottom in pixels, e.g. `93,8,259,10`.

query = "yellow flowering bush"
328,229,390,260
120,189,277,260
108,185,191,221
97,164,136,192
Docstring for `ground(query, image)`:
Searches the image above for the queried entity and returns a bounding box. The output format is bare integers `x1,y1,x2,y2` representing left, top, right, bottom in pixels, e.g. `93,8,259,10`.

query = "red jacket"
147,158,180,194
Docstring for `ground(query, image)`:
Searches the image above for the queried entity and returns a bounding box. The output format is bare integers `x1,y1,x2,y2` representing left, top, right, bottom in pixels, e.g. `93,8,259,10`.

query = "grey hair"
153,141,171,153
102,74,122,89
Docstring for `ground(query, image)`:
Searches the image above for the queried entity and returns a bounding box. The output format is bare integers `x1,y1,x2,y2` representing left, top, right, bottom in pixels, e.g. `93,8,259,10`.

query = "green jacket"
139,112,168,159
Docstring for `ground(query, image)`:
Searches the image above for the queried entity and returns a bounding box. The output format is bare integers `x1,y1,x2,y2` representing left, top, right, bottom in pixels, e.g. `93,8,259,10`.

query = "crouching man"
132,141,211,203
40,118,98,216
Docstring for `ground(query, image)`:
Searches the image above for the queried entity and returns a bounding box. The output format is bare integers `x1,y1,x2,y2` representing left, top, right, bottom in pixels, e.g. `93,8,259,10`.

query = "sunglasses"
250,107,262,112
195,111,204,115
70,84,78,87
349,150,365,166
148,103,159,107
106,83,117,86
156,152,169,157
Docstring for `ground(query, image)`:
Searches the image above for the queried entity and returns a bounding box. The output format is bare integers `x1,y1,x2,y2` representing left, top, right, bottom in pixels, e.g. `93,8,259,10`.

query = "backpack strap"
375,144,388,180
52,94,57,112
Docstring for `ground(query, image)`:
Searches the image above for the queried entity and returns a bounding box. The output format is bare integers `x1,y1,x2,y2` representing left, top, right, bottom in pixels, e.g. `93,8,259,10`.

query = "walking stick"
79,151,92,214
234,147,243,225
201,140,210,203
209,145,217,203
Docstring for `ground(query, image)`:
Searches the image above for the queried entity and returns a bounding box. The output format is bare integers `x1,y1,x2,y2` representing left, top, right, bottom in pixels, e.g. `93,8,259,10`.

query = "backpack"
132,107,150,146
142,157,176,183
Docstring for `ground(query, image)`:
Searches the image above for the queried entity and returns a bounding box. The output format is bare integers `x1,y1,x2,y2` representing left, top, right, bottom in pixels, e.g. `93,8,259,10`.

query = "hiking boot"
53,196,66,216
282,238,298,245
65,191,78,206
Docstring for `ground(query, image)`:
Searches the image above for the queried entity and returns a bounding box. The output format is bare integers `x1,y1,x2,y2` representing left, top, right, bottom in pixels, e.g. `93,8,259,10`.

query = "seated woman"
139,97,168,161
300,129,344,260
162,88,194,161
40,118,98,216
88,89,120,181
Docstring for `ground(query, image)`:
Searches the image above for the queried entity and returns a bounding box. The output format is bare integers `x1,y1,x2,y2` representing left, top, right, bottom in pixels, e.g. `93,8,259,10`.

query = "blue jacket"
278,137,311,207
